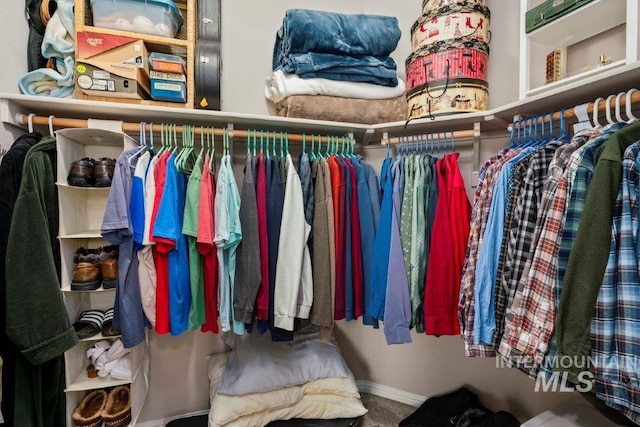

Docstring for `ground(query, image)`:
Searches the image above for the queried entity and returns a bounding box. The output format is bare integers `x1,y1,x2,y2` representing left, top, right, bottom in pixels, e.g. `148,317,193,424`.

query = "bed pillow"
217,325,350,396
207,353,366,427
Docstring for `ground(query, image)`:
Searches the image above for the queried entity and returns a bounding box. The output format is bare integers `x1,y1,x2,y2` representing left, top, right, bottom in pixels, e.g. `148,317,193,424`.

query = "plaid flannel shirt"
459,149,515,357
592,142,640,424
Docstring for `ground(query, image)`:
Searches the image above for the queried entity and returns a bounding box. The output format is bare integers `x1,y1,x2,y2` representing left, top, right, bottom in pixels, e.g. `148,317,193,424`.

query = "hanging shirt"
328,156,346,320
182,152,206,330
354,158,378,328
137,151,157,327
215,155,244,335
234,154,261,324
274,154,313,330
311,158,334,328
267,156,293,341
348,158,364,320
400,155,414,285
298,152,314,253
383,158,412,344
101,148,146,348
558,121,640,385
150,151,171,334
342,157,355,320
361,159,381,233
425,156,458,336
153,153,191,337
198,156,219,334
131,151,151,250
473,147,535,344
593,141,640,424
255,153,270,322
368,157,393,320
459,149,515,357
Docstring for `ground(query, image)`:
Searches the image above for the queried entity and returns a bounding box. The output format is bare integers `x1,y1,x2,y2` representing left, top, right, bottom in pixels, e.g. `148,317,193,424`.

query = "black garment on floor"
0,132,43,427
400,387,520,427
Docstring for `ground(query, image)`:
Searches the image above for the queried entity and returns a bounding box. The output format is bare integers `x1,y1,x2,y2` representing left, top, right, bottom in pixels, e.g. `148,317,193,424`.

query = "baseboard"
356,380,426,407
135,409,209,427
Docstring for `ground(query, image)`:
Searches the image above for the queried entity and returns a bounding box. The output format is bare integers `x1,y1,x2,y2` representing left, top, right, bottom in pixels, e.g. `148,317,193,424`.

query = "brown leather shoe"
72,389,107,427
71,248,102,290
67,158,95,187
100,245,119,289
102,385,131,427
94,158,116,187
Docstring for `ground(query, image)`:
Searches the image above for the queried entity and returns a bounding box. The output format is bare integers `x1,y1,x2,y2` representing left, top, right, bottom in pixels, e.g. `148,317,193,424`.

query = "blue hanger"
559,108,570,140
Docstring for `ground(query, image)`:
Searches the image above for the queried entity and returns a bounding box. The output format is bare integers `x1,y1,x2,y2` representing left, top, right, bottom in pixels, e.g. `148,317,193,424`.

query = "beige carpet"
358,393,417,427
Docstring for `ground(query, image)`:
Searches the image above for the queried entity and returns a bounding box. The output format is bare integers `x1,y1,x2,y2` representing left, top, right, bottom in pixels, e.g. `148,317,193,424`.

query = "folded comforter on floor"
274,94,407,125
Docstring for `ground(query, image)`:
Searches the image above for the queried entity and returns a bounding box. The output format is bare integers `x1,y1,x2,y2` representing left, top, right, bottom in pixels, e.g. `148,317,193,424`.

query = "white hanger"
27,113,35,133
615,92,625,123
605,94,616,125
626,88,638,123
48,115,55,137
592,97,604,128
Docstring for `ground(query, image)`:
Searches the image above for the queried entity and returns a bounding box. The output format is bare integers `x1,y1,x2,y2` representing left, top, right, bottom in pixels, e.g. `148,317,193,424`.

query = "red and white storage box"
405,39,489,93
411,3,490,50
90,0,183,38
422,0,487,14
406,78,488,119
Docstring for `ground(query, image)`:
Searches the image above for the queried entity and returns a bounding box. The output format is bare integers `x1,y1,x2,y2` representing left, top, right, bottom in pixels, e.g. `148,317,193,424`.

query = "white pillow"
207,351,367,426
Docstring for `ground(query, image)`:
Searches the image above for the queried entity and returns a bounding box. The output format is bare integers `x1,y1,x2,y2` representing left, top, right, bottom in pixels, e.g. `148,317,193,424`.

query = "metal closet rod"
381,129,479,145
16,113,355,143
508,87,640,130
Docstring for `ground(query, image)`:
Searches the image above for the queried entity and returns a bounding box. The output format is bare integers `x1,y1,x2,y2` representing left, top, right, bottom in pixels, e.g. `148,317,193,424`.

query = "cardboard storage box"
76,32,150,99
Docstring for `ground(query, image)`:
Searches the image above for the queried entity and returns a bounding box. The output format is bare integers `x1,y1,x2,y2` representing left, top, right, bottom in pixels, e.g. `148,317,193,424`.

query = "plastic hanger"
129,121,148,168
48,115,55,137
592,97,604,128
626,88,638,123
27,113,35,133
615,92,625,123
605,94,616,125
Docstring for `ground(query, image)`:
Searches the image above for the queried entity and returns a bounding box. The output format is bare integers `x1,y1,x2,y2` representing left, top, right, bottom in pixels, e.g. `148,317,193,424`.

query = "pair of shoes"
67,158,115,187
72,385,131,427
72,308,120,340
71,246,119,290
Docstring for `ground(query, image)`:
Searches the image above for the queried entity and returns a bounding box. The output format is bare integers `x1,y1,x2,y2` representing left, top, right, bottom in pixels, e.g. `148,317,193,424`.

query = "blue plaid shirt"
592,141,640,424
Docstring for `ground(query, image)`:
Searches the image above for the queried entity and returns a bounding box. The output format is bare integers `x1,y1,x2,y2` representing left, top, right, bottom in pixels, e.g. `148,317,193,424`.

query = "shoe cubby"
56,127,148,426
60,237,113,291
64,337,149,427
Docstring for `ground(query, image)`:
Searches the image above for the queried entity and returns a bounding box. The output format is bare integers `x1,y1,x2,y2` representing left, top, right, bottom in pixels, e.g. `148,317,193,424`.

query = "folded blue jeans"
280,52,399,87
273,9,401,68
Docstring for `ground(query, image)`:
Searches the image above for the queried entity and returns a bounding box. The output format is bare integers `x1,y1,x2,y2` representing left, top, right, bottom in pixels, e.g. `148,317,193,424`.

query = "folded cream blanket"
265,70,406,102
275,94,407,124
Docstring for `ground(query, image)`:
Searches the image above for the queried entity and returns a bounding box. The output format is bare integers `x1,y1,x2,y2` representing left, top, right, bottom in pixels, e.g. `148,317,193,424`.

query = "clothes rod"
16,113,355,143
508,88,640,130
381,129,478,145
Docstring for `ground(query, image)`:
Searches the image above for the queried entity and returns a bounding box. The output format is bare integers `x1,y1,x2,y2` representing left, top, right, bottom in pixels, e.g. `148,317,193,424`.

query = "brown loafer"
102,385,131,427
67,158,95,187
94,157,116,187
100,245,119,289
72,389,107,427
72,248,102,290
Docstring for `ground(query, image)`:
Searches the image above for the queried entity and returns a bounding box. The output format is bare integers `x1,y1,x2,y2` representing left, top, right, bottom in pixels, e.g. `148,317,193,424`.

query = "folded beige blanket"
274,94,407,124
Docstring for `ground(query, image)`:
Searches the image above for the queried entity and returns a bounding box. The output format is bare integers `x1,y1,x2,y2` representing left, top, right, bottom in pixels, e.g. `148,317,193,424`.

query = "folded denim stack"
267,9,406,124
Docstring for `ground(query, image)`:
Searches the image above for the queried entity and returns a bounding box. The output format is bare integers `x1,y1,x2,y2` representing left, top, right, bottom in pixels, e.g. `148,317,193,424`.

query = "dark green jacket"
557,121,640,383
5,137,78,426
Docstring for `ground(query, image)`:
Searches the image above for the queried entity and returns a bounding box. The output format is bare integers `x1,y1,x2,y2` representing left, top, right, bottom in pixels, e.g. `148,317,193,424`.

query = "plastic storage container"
90,0,183,38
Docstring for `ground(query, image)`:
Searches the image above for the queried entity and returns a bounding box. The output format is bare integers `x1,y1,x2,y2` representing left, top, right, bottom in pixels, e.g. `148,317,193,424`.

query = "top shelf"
527,0,627,46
